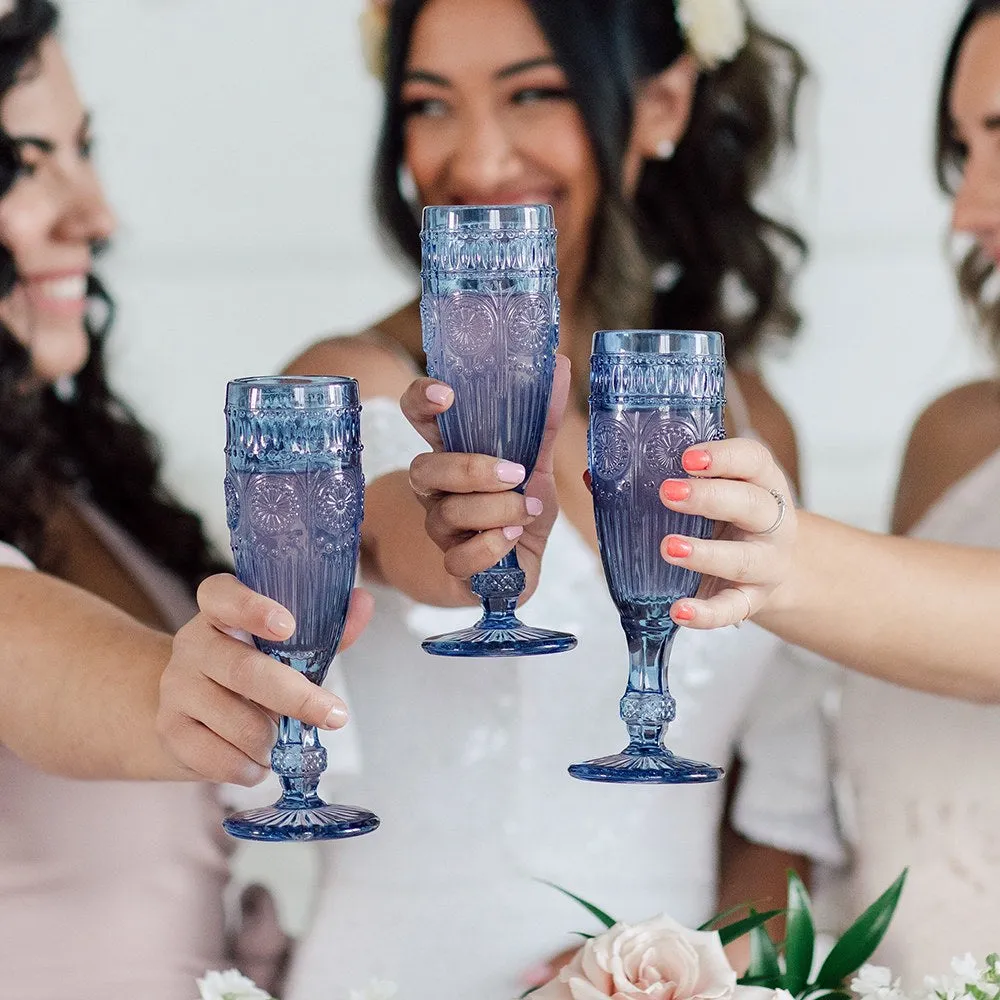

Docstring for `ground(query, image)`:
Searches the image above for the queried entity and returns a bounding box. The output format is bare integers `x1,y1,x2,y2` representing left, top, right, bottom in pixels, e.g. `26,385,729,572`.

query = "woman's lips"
22,273,88,316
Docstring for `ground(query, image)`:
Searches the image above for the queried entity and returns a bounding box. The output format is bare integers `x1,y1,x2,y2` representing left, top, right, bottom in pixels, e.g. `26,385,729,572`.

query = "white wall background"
56,0,991,929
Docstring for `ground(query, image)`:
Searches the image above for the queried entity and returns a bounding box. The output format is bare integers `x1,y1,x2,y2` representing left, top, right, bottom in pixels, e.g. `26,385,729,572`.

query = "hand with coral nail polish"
396,357,571,595
657,437,797,631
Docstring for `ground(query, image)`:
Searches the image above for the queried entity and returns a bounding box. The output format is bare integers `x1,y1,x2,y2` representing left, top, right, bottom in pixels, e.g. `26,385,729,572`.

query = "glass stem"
619,621,678,751
470,548,526,624
271,714,327,809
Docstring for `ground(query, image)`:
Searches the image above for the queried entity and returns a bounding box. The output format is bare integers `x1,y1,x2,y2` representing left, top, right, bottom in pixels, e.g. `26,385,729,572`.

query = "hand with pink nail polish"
157,574,374,786
396,359,571,598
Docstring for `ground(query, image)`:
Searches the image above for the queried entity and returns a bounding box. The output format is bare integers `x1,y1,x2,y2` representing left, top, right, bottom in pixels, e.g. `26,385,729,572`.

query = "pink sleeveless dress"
0,502,231,1000
836,446,1000,986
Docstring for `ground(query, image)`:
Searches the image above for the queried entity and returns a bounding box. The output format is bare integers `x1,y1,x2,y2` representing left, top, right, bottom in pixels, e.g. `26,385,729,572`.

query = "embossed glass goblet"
222,376,380,840
420,204,577,657
569,331,727,783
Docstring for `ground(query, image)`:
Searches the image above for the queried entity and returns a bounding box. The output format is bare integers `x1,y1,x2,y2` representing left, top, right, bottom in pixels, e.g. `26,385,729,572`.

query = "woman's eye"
15,157,38,179
512,87,570,107
402,98,450,119
79,136,93,160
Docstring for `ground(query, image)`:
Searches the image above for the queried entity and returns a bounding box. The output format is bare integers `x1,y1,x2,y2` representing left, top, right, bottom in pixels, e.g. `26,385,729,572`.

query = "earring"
654,138,676,161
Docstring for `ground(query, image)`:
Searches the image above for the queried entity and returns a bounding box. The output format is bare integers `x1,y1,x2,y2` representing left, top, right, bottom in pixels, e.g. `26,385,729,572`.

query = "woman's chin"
30,328,91,384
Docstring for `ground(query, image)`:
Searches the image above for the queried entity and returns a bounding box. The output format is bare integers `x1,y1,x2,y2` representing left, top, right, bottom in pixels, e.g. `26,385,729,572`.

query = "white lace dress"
836,448,1000,986
285,389,843,1000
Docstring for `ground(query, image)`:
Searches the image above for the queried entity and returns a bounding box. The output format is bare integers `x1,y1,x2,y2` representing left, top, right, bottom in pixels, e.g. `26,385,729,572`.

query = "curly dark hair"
0,0,226,590
936,0,1000,359
373,0,808,401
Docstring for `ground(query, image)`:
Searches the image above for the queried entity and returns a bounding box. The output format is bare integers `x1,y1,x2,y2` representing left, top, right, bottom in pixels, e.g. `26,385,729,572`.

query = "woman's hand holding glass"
399,354,571,599
157,574,373,788
659,437,797,629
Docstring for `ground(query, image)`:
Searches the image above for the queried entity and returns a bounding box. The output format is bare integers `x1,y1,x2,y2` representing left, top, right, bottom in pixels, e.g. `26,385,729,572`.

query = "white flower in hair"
675,0,749,69
360,0,392,80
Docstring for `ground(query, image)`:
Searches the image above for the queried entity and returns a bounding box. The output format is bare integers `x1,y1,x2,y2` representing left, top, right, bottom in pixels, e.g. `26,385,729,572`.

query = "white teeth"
37,275,87,300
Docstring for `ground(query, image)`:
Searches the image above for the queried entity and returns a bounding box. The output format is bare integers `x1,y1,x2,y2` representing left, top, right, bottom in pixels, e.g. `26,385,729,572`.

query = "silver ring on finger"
732,588,753,630
757,488,787,536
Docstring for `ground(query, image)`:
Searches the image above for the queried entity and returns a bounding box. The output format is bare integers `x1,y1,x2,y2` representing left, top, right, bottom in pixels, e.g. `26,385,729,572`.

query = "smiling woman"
832,0,1000,984
275,0,842,997
0,2,375,997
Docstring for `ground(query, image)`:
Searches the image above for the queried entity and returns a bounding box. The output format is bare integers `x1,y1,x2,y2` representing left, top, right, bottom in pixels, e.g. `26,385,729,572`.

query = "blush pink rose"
532,914,780,1000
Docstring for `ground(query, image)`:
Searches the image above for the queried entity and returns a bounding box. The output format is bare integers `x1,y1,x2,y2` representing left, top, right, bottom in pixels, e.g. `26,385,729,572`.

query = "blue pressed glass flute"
222,376,380,840
419,204,577,657
569,331,727,783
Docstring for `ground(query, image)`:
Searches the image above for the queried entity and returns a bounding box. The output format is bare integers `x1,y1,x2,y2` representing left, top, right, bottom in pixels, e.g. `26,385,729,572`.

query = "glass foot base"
223,802,380,842
422,624,577,658
568,747,724,784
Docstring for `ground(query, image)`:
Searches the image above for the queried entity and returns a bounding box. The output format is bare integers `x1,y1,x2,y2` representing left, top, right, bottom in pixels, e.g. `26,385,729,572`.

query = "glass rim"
228,375,357,389
592,330,724,357
225,375,360,411
421,203,554,233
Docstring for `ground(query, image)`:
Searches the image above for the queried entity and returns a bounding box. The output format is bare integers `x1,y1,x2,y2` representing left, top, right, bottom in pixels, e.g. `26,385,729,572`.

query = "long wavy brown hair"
373,0,809,405
936,0,1000,359
0,0,226,589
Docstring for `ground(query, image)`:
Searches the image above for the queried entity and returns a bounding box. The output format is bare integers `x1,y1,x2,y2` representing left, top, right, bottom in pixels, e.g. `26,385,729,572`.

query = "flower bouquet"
524,869,907,999
198,869,909,1000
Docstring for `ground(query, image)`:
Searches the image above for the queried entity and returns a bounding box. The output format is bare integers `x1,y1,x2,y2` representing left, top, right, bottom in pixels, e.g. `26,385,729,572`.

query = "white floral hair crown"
358,0,748,80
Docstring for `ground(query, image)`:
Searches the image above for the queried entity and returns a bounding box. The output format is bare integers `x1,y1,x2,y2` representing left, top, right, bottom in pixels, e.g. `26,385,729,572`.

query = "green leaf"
699,904,750,931
744,918,782,986
716,909,784,947
815,870,908,988
538,880,616,929
783,871,816,995
739,975,782,988
519,986,541,999
572,931,595,940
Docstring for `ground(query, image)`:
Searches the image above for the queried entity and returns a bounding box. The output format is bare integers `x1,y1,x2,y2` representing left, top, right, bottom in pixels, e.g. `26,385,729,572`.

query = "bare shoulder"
893,379,1000,534
730,368,800,494
284,331,418,402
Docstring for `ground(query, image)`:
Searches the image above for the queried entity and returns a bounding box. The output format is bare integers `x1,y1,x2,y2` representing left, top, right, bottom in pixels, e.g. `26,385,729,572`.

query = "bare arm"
657,438,1000,703
0,567,369,782
718,820,806,972
0,567,182,780
762,512,1000,702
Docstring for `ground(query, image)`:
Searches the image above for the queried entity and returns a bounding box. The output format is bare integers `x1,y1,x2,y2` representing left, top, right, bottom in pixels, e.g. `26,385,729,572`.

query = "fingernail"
673,604,696,622
661,480,691,502
525,496,544,516
241,762,269,786
426,384,453,406
502,525,524,541
322,704,350,730
496,460,526,484
266,610,295,638
666,536,693,558
683,449,712,472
